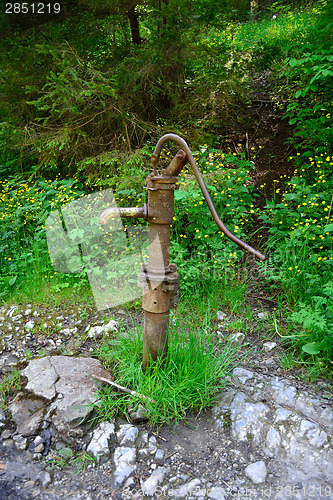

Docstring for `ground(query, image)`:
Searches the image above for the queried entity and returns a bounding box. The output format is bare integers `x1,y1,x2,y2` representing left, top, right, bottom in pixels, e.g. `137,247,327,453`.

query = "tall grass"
94,308,246,426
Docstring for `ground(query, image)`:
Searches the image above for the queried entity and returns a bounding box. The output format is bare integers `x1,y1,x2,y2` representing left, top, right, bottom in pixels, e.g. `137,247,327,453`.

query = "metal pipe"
151,134,266,261
99,205,147,225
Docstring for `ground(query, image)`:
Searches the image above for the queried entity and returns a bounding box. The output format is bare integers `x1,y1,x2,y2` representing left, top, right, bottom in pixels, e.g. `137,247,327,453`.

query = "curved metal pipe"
151,133,266,261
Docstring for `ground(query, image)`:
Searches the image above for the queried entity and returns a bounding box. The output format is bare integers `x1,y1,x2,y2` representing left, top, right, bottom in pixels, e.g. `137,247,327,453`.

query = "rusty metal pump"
99,134,266,369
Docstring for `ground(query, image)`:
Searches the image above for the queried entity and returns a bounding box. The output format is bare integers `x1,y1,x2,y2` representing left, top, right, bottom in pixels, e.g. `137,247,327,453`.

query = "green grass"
0,369,21,410
94,305,247,427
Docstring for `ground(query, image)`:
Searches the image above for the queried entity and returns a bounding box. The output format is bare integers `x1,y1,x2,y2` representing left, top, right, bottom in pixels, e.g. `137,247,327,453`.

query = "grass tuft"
95,308,246,426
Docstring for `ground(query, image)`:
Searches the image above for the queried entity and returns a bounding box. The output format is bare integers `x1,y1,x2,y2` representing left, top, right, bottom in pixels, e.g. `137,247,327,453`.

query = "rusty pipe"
99,205,147,225
151,134,266,261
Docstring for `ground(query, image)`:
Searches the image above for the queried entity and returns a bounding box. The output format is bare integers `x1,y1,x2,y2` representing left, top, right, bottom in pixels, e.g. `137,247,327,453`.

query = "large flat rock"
21,355,110,442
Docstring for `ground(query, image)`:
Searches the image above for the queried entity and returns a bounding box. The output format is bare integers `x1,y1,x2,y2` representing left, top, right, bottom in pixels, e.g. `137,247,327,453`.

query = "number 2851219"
5,3,61,14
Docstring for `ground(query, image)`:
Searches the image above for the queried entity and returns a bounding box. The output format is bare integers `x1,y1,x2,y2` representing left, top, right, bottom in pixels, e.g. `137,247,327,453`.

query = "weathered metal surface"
99,205,147,225
142,311,169,369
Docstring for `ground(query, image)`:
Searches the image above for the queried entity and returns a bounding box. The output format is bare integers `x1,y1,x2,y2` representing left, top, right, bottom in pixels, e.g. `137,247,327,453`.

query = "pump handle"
151,134,266,261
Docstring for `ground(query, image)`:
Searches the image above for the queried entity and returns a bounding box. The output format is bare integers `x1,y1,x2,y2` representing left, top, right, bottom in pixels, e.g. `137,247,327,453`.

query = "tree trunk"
127,4,142,45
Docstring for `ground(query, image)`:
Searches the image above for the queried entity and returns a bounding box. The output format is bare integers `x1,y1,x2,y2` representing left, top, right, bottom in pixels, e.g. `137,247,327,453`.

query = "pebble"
217,311,227,321
244,461,268,484
263,341,277,352
13,434,28,451
257,312,269,320
229,332,246,343
36,471,52,487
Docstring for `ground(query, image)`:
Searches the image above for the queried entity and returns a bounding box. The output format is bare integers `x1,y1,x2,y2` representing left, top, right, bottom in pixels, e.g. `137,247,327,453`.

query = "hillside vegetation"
0,0,332,380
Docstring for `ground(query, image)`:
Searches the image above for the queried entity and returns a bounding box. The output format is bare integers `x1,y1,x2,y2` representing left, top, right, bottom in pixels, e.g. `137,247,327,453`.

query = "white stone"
168,478,201,498
117,424,138,446
155,449,165,460
257,312,268,320
13,434,28,451
272,381,297,406
148,435,158,454
7,306,18,318
142,467,169,496
87,421,115,462
274,407,292,423
12,315,22,321
22,357,58,400
217,311,227,321
264,427,281,456
87,320,118,339
244,461,267,484
113,447,136,486
25,320,35,331
230,332,245,343
60,327,78,336
263,342,277,352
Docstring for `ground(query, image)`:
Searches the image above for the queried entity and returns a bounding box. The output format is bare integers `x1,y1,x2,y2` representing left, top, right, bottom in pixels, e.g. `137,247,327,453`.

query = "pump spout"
151,134,266,261
99,205,147,225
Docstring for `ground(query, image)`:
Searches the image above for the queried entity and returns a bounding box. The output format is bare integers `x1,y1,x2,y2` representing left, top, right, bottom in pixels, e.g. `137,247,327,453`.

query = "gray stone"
21,356,110,443
1,429,11,440
34,443,44,454
168,478,201,498
271,380,297,406
60,327,78,336
244,461,267,484
231,392,270,443
13,434,28,451
87,421,115,462
9,393,45,436
142,467,169,496
2,439,13,448
264,427,281,457
207,486,226,499
148,435,158,454
22,357,58,400
117,424,138,446
129,404,149,423
113,446,136,486
233,368,254,384
36,471,52,487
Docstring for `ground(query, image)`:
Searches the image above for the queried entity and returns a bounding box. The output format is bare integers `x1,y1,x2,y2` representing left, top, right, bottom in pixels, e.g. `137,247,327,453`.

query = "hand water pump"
99,134,266,369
